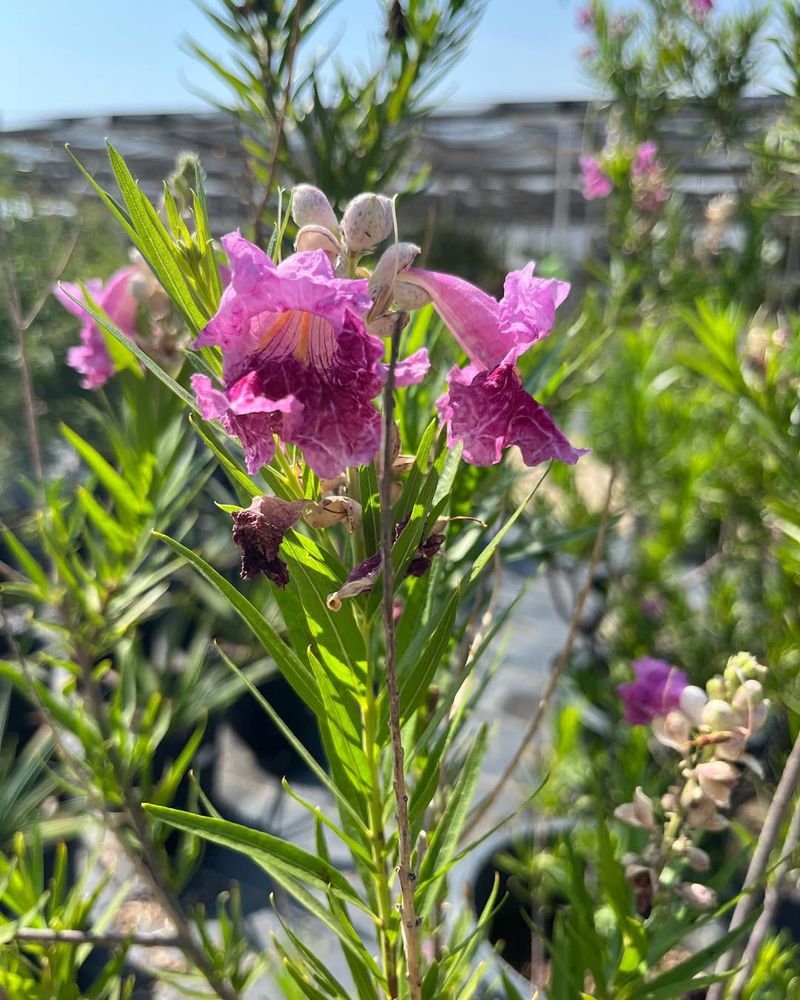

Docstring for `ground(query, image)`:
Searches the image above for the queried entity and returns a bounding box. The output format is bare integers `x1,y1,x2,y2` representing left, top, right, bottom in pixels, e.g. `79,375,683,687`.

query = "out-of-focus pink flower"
579,155,613,200
400,264,586,468
632,141,659,177
577,3,595,28
192,232,429,478
631,142,668,212
54,267,140,389
689,0,713,17
618,657,689,725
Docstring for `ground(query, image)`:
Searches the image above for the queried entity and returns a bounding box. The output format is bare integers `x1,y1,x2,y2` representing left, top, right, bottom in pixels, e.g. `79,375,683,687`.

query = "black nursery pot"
458,822,573,995
225,673,325,782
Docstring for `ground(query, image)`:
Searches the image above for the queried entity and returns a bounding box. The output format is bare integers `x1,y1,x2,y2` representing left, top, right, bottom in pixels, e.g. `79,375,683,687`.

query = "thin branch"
253,0,304,247
380,314,422,1000
74,649,241,1000
708,722,800,1000
462,470,616,840
11,927,183,949
0,223,44,488
728,789,800,999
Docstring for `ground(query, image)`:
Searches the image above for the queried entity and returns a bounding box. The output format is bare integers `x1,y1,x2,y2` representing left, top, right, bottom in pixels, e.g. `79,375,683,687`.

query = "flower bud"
700,699,735,731
393,280,432,311
727,652,767,681
678,882,717,909
291,184,339,234
706,675,726,700
341,193,393,254
732,679,764,711
679,685,708,726
294,224,341,261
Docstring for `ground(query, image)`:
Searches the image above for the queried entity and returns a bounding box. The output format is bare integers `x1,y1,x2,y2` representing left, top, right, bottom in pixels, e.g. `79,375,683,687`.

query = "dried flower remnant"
327,517,445,610
231,495,309,587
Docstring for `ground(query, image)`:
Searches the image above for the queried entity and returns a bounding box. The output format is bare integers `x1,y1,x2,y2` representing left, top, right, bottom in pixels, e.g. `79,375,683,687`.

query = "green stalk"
363,648,399,999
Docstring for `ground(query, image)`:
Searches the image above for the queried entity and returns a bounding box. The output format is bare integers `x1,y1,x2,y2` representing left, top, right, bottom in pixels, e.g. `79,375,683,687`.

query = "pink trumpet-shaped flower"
192,232,429,478
401,263,586,468
54,267,140,389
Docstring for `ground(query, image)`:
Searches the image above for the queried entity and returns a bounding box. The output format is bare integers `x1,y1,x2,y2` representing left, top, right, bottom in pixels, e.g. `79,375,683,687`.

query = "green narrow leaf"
62,425,150,518
143,805,370,912
415,725,489,918
468,466,551,584
153,532,320,713
1,528,48,593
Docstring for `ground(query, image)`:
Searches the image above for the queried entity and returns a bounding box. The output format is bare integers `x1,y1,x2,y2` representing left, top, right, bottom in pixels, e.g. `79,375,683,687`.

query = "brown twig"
708,723,800,1000
379,315,422,1000
462,470,616,840
11,927,183,949
728,789,800,999
74,649,241,1000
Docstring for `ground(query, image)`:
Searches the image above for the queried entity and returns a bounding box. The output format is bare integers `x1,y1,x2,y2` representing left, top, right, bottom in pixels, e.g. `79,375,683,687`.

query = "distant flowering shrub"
579,141,668,211
615,653,769,914
690,0,713,17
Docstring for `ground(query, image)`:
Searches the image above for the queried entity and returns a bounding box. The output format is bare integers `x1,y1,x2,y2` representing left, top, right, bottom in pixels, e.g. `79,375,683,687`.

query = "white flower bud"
393,280,432,311
341,193,393,253
700,699,735,731
677,882,717,909
679,685,708,726
706,675,726,700
368,242,421,315
366,311,410,339
294,224,341,262
291,184,339,234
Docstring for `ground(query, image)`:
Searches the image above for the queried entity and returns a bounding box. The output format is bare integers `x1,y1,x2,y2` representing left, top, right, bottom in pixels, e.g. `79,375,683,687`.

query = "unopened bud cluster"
290,184,431,337
615,652,769,916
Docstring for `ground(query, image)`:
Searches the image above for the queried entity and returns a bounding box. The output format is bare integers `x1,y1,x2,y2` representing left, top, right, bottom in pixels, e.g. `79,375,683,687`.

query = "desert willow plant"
3,147,586,998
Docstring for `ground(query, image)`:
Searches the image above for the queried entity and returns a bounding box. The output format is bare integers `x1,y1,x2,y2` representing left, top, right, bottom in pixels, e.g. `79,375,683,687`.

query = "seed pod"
291,184,339,234
295,224,341,262
341,193,393,253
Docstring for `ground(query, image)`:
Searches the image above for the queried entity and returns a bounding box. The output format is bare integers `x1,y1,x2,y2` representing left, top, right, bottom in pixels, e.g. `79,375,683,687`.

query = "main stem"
379,318,422,1000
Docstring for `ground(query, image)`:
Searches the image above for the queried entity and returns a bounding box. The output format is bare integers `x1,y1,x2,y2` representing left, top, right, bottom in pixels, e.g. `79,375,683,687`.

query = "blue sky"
1,0,779,127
